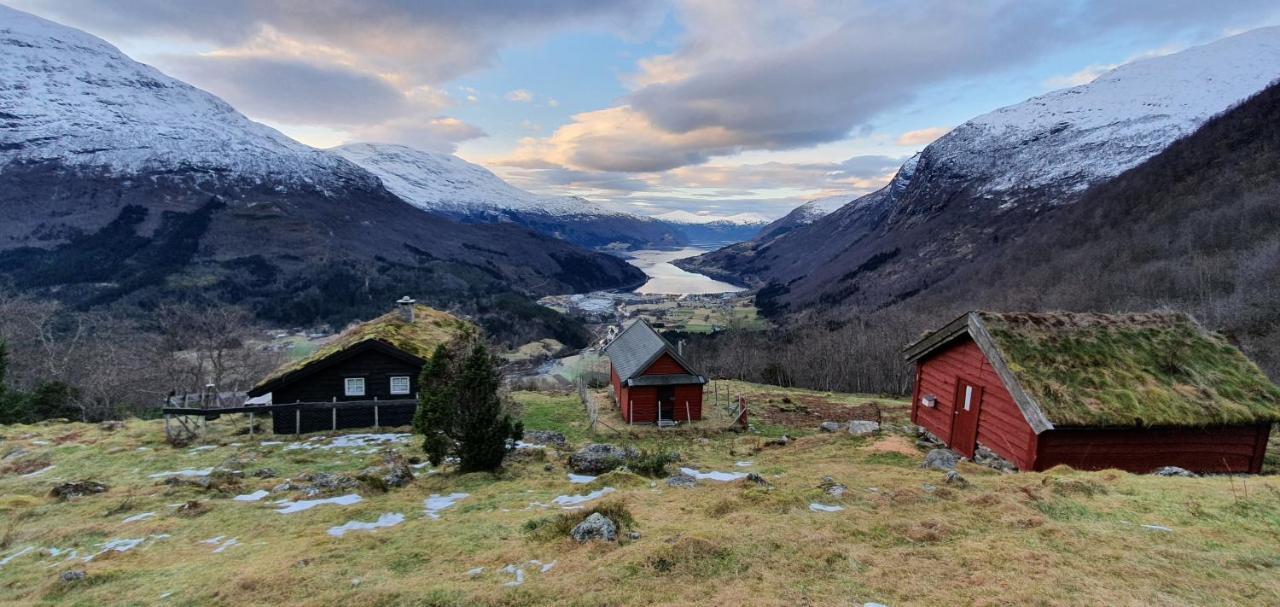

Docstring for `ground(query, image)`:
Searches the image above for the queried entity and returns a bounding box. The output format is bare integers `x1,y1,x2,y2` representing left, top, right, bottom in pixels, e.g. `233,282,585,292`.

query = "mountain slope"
333,143,684,250
682,27,1280,313
0,5,643,343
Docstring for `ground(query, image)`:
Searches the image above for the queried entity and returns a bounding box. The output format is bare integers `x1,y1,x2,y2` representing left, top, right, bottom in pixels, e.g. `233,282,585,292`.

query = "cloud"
517,0,1280,173
350,117,485,153
506,89,534,103
895,126,951,146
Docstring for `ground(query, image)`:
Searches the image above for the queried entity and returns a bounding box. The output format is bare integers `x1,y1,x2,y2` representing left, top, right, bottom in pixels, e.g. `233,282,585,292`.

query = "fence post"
249,412,255,436
332,407,337,431
295,409,301,434
374,405,380,429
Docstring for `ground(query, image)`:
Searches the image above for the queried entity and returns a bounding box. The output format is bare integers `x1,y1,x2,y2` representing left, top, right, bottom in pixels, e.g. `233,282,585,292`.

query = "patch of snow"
514,441,546,450
327,512,406,537
734,461,754,468
274,493,363,514
539,560,556,573
501,564,526,587
551,487,616,508
679,467,748,482
187,445,217,453
31,440,51,446
84,535,167,561
21,465,55,478
232,490,270,502
424,493,469,519
211,538,238,553
466,567,485,578
1142,524,1173,533
809,503,845,513
284,433,410,451
259,441,283,447
0,547,35,567
567,473,596,484
148,468,214,479
122,512,157,523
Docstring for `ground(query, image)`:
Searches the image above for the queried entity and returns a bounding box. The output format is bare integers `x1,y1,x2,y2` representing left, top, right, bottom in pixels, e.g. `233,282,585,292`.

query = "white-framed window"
390,376,411,395
344,377,366,396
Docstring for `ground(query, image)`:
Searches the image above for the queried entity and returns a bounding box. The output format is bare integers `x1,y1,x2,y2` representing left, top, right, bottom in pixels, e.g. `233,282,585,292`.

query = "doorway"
656,386,675,422
950,379,983,457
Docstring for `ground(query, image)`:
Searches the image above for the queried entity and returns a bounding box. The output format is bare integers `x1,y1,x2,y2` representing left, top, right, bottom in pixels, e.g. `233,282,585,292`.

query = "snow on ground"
283,433,410,451
148,468,214,479
809,503,845,513
327,513,406,537
20,465,55,478
274,494,363,514
567,473,596,484
122,512,157,523
84,535,169,562
424,493,469,519
679,467,748,482
232,490,270,502
551,487,615,508
734,461,754,467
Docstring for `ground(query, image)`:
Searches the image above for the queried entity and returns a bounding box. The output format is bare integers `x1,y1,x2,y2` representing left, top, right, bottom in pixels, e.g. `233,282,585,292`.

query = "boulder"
568,443,637,475
60,570,86,583
357,450,414,490
252,468,278,479
819,476,847,498
523,430,570,450
943,470,968,487
819,421,842,433
50,481,108,500
847,420,880,436
570,513,618,543
1152,466,1197,478
666,474,697,488
745,473,770,487
922,449,958,471
973,445,1017,473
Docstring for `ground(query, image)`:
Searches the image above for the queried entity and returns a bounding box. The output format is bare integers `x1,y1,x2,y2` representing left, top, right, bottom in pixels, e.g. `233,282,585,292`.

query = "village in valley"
4,4,1280,607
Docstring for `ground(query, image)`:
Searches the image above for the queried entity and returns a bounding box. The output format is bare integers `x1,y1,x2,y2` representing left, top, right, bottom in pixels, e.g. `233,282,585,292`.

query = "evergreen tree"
413,334,522,471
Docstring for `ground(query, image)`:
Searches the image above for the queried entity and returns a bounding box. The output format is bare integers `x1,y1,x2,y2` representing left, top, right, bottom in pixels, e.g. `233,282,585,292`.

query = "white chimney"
396,296,416,323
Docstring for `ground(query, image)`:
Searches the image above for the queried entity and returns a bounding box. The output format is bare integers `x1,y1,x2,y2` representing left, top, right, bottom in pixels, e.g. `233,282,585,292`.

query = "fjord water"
626,248,744,295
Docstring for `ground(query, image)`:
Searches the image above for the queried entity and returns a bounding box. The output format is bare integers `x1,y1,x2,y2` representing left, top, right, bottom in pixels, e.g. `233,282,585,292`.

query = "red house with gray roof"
604,319,706,424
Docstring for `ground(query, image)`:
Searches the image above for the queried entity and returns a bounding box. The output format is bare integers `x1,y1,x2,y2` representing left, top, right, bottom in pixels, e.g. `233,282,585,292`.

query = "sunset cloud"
895,127,951,146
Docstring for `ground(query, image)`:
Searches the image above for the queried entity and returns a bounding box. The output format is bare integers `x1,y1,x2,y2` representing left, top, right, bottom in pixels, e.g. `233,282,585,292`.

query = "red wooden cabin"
904,312,1279,473
604,319,706,424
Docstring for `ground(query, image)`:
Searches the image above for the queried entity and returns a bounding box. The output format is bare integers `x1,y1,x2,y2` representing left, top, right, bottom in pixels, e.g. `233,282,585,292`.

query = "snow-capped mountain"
683,26,1280,313
0,4,367,190
790,196,855,224
652,210,771,226
333,143,629,217
0,5,644,335
333,142,682,249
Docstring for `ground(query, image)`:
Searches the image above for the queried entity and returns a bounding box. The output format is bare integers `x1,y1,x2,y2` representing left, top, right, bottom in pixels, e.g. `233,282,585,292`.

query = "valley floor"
1,383,1278,606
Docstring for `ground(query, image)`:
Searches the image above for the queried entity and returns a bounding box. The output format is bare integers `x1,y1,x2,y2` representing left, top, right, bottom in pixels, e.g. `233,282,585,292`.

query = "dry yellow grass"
0,386,1277,606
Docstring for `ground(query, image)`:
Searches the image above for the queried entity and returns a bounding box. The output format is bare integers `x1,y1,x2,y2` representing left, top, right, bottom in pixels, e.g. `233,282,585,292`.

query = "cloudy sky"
13,0,1280,218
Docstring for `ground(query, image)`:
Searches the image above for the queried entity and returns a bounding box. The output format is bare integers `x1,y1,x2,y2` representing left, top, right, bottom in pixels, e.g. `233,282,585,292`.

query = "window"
390,376,411,395
344,377,365,396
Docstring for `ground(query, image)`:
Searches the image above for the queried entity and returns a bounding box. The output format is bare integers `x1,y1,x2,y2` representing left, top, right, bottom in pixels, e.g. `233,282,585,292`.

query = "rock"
98,420,126,432
628,531,641,540
543,463,554,472
523,430,569,450
570,513,618,543
819,421,842,433
922,449,958,471
819,476,847,498
50,481,108,500
847,420,881,436
766,435,792,447
252,468,278,479
666,474,697,488
943,471,968,487
915,440,936,449
568,443,637,475
60,570,86,583
972,445,1017,473
1152,466,1197,478
922,483,938,493
745,473,771,487
277,472,361,497
357,450,415,490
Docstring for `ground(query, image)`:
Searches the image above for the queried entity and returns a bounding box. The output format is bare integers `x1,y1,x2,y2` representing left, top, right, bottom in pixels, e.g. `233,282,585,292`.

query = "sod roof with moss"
978,311,1280,428
255,305,473,389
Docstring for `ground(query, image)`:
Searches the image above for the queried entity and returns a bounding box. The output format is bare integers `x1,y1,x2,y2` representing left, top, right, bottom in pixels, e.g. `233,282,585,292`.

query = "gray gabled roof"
603,319,704,385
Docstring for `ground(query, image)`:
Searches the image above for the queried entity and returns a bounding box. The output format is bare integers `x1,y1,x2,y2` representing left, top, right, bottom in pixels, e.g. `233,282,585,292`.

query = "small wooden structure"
604,319,706,425
904,311,1279,473
240,298,470,434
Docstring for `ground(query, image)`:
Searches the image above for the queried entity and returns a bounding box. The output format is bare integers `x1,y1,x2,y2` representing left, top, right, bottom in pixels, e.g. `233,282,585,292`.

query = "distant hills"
0,5,644,344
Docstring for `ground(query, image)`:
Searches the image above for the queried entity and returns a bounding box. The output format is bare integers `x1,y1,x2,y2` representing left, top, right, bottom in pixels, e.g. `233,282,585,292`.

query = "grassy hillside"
1,384,1278,606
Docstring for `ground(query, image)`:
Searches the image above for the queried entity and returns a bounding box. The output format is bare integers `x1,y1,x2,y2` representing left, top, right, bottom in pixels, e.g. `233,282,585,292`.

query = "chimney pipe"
678,339,685,357
396,296,416,323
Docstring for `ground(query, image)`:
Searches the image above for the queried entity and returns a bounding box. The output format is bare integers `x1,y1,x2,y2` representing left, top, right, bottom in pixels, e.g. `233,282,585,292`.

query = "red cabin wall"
1035,423,1271,473
912,337,1038,470
672,385,703,422
628,387,657,423
643,353,688,375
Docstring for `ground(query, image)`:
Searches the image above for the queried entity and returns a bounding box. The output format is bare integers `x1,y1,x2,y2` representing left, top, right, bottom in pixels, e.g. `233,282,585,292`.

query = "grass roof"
979,311,1280,428
256,305,472,388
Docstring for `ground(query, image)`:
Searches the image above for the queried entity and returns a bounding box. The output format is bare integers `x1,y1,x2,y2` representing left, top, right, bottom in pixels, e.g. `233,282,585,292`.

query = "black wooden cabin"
246,299,470,434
